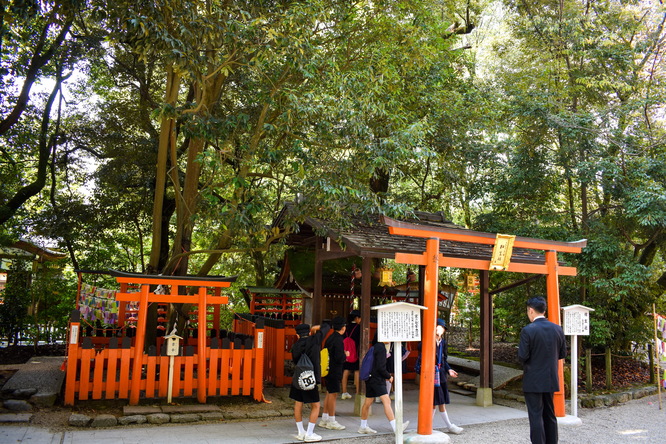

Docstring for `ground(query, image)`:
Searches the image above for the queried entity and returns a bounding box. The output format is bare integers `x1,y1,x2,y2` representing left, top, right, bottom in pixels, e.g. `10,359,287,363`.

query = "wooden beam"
113,276,234,287
130,284,150,405
417,238,439,435
489,275,543,295
394,253,578,276
479,270,493,389
545,250,565,418
360,256,372,399
313,237,324,324
382,216,587,253
115,294,228,304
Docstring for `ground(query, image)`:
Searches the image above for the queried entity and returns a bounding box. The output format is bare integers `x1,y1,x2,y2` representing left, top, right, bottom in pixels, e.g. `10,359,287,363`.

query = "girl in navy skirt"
433,319,463,435
358,341,409,435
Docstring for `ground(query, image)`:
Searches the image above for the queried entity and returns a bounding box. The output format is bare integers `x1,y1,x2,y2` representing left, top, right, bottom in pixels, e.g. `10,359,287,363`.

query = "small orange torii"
63,270,272,407
381,215,587,437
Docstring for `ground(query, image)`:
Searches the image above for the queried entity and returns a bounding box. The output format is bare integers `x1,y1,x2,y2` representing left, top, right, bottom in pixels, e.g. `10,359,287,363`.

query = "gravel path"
335,393,666,443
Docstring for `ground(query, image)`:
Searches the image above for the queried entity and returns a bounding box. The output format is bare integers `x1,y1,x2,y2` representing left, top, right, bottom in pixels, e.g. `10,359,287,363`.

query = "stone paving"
1,354,661,443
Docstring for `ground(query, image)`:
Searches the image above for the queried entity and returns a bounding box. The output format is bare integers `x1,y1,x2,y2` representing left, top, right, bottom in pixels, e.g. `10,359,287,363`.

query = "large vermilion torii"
380,216,586,437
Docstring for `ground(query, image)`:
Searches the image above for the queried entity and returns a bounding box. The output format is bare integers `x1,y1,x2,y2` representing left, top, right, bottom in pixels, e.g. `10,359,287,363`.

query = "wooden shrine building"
273,203,586,434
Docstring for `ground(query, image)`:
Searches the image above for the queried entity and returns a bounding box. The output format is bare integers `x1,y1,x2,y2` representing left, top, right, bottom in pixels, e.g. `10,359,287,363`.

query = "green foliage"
28,266,77,343
0,0,664,355
0,260,30,344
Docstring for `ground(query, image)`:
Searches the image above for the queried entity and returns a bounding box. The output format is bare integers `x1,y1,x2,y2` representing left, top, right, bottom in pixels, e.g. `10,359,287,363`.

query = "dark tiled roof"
276,204,548,264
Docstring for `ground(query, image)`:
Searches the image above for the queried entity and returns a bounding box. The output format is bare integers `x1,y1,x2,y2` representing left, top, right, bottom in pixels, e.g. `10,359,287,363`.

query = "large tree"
0,1,84,226
79,0,471,281
475,0,666,348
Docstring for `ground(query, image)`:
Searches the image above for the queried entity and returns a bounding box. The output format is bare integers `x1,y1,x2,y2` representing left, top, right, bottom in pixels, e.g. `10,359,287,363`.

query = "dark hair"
332,316,345,331
526,296,547,314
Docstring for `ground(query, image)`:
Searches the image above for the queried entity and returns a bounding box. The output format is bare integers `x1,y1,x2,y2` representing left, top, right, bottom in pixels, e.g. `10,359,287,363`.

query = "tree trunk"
585,347,592,392
605,347,612,390
148,66,180,274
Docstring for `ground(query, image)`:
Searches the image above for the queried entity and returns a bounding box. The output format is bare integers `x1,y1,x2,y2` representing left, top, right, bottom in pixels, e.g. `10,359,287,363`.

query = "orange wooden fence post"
231,338,242,395
208,338,220,397
64,310,81,406
276,323,287,386
105,339,119,399
118,337,131,399
79,337,93,401
253,318,265,401
220,338,231,395
129,284,149,405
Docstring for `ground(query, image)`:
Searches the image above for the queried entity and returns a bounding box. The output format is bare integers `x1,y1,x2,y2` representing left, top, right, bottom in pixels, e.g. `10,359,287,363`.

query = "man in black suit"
518,296,567,444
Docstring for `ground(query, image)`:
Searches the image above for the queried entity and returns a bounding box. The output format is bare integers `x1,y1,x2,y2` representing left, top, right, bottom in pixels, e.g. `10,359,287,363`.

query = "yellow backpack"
320,347,329,377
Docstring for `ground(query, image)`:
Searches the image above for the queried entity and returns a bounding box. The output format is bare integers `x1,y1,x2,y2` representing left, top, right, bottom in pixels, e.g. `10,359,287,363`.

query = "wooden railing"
234,313,297,387
64,314,265,405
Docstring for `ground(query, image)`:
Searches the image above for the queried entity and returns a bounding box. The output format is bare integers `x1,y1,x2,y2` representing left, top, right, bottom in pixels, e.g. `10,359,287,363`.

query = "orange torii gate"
63,270,242,406
381,215,586,437
110,271,236,404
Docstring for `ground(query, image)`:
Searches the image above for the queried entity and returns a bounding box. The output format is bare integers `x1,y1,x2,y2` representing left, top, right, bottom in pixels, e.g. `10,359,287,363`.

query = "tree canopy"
1,0,665,350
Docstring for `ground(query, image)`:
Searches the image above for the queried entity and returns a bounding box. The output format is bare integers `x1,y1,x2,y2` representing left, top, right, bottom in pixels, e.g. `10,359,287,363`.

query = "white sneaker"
445,424,464,434
294,432,305,441
400,421,410,433
317,420,330,429
358,426,377,434
325,421,346,430
341,392,352,399
304,432,322,442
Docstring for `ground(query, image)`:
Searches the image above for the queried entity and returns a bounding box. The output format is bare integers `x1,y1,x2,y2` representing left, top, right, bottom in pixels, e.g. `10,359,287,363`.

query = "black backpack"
293,352,317,390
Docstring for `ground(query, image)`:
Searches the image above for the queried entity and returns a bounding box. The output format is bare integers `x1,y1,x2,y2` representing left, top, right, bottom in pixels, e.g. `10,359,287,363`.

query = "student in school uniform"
358,340,409,435
341,310,361,399
319,316,347,431
432,318,463,435
290,322,330,442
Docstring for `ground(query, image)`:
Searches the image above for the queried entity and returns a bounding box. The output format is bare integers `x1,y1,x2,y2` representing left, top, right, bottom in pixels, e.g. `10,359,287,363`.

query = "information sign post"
373,302,427,444
164,329,183,404
562,305,594,419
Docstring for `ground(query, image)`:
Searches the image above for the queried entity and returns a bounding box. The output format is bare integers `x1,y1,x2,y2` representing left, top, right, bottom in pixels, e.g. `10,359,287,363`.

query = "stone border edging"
459,380,659,408
67,407,294,428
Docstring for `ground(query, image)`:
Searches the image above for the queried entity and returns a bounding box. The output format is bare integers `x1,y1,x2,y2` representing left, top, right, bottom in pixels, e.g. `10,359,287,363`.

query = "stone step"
1,356,64,408
123,403,222,416
0,413,33,423
449,387,476,396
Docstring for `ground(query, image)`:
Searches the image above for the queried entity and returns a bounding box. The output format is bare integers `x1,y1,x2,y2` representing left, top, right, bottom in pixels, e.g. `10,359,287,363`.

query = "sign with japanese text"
562,305,594,336
489,234,516,271
373,302,426,342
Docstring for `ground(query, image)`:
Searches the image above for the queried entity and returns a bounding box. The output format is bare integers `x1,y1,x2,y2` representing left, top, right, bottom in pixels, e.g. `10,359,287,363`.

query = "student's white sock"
361,419,368,428
322,413,329,422
439,410,453,428
307,422,316,435
296,421,305,435
329,415,335,423
390,419,397,431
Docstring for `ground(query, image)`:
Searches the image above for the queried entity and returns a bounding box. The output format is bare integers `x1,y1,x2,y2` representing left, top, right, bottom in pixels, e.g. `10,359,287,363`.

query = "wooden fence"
233,313,298,387
64,315,265,405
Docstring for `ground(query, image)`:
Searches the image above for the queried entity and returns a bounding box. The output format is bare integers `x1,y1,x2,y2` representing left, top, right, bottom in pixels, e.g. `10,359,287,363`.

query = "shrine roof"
274,203,576,265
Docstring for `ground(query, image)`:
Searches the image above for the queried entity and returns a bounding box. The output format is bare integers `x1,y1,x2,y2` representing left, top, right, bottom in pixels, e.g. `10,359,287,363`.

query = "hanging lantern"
377,267,393,287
